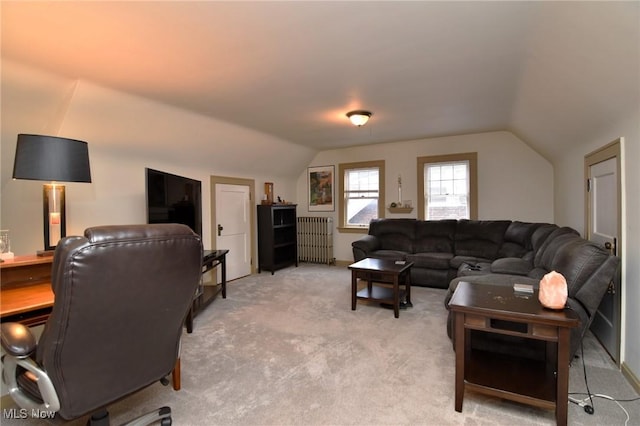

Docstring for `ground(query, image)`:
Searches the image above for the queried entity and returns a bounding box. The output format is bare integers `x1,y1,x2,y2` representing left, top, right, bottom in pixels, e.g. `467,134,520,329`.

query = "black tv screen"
145,168,202,236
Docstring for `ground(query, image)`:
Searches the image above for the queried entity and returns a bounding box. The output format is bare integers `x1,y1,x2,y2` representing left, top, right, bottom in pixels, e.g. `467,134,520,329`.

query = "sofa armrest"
490,257,532,276
352,235,381,261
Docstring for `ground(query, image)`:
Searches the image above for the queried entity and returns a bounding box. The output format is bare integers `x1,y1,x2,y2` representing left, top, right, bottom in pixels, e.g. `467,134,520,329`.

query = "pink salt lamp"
538,270,568,310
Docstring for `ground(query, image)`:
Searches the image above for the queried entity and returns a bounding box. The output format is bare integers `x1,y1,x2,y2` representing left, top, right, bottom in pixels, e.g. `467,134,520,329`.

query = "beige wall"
1,60,316,255
553,109,640,385
296,131,554,262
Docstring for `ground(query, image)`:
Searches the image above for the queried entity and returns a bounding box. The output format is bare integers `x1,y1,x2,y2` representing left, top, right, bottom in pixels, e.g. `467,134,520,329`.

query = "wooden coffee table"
448,281,579,426
349,258,413,318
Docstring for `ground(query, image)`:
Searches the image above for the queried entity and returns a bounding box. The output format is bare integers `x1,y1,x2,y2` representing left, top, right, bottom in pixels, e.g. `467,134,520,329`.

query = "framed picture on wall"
308,165,335,211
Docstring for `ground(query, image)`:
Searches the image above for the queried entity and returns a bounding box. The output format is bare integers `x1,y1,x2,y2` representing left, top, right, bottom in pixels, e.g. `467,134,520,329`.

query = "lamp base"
37,249,55,257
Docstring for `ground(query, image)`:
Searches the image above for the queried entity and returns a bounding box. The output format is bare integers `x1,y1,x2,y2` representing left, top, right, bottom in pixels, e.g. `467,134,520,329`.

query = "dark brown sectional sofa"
351,218,619,359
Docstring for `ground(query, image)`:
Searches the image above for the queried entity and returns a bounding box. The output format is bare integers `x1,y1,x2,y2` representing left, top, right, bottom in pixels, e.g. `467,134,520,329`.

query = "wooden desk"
1,255,54,326
448,282,579,426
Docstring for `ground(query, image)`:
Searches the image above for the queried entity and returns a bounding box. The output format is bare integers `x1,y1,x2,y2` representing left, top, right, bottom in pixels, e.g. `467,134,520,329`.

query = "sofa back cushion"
368,219,416,253
533,226,580,268
413,220,456,253
454,220,511,259
498,221,539,258
536,234,615,314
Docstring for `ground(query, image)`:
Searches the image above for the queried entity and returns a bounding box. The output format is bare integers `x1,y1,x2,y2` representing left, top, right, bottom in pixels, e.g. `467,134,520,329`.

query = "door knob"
217,224,224,236
604,238,617,255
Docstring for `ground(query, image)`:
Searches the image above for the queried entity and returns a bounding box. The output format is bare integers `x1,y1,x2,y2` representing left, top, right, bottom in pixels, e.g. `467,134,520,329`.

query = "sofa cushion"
367,250,407,261
413,220,456,253
530,224,558,253
491,257,532,276
458,262,491,277
533,226,580,267
454,220,511,259
368,219,416,253
406,252,453,270
450,255,493,270
543,238,611,298
497,221,540,258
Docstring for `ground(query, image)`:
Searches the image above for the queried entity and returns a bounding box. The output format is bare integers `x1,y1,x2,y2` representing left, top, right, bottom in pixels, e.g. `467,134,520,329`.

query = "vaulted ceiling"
2,1,638,160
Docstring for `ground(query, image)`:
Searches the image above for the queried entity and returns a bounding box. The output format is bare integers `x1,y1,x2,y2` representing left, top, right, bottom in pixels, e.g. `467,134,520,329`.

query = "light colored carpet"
1,264,638,425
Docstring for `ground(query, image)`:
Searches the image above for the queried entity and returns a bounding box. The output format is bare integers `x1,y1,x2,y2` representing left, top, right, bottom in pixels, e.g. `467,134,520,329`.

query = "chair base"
88,406,171,426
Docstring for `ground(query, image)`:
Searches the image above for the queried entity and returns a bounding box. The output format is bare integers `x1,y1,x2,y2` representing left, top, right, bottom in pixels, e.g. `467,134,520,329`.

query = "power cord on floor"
568,338,640,426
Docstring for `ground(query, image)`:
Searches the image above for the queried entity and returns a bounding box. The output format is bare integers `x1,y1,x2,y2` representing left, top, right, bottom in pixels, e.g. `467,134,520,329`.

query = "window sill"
388,207,413,214
337,226,368,234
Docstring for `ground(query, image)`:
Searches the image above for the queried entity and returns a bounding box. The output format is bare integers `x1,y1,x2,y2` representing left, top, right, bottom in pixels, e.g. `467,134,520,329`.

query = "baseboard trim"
621,361,640,394
335,260,351,267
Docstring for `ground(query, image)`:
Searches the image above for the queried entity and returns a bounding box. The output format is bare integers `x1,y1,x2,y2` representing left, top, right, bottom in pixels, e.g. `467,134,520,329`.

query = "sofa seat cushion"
367,250,407,261
406,252,453,270
450,255,492,270
458,262,491,277
491,257,532,276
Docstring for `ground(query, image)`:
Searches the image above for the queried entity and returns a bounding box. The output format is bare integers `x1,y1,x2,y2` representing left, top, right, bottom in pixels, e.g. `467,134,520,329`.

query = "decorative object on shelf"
0,229,14,261
388,200,413,214
263,182,274,204
398,174,402,203
12,134,91,256
539,270,568,310
388,206,414,214
346,110,372,127
403,200,412,208
308,165,334,212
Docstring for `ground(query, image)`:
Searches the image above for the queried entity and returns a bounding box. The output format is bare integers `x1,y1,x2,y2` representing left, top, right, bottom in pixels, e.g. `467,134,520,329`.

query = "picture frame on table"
308,165,334,211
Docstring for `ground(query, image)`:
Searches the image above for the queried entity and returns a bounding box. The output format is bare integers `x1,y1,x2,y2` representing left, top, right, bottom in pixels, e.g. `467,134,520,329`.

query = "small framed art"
308,165,334,211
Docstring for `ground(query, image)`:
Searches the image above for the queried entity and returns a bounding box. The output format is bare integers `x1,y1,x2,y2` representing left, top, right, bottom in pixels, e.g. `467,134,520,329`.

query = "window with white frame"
418,153,477,220
339,160,385,230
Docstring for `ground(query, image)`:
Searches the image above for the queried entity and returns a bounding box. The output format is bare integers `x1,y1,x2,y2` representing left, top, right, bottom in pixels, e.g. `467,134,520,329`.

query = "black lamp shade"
13,134,91,183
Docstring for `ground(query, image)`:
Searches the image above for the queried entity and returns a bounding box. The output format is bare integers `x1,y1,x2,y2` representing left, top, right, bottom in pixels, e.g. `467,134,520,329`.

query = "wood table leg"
221,255,227,298
393,275,400,318
556,327,570,426
454,311,465,412
405,270,412,305
351,271,357,311
172,358,181,391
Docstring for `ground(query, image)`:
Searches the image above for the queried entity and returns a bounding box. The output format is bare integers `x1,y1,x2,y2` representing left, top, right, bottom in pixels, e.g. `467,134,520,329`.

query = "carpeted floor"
2,264,638,425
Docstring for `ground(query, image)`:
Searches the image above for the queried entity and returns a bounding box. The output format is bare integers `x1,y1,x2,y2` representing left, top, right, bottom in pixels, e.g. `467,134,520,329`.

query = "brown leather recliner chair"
1,224,202,425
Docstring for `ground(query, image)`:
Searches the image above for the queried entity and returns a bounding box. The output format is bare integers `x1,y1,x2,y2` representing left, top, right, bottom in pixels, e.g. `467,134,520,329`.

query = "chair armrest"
1,323,61,413
1,323,36,358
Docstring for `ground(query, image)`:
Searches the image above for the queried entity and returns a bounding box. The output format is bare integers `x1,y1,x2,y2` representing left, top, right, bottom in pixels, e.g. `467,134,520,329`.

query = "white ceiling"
2,1,638,158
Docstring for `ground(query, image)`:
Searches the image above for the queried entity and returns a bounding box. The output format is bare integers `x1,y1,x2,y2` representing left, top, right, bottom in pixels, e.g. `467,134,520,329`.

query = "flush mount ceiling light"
346,110,372,127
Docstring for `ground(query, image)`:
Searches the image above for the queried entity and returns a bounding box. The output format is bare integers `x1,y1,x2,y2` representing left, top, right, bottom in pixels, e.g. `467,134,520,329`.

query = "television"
145,168,202,236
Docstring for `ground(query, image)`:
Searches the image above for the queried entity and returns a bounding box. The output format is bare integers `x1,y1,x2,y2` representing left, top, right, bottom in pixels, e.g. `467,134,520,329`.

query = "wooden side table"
349,258,413,318
448,281,579,426
185,249,229,333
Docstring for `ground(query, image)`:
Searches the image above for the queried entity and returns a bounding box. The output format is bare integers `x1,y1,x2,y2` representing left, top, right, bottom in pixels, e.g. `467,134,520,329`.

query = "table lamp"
12,134,91,256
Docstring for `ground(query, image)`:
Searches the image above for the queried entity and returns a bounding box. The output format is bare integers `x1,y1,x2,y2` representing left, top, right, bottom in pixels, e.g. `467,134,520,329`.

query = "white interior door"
215,183,251,281
587,155,620,363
